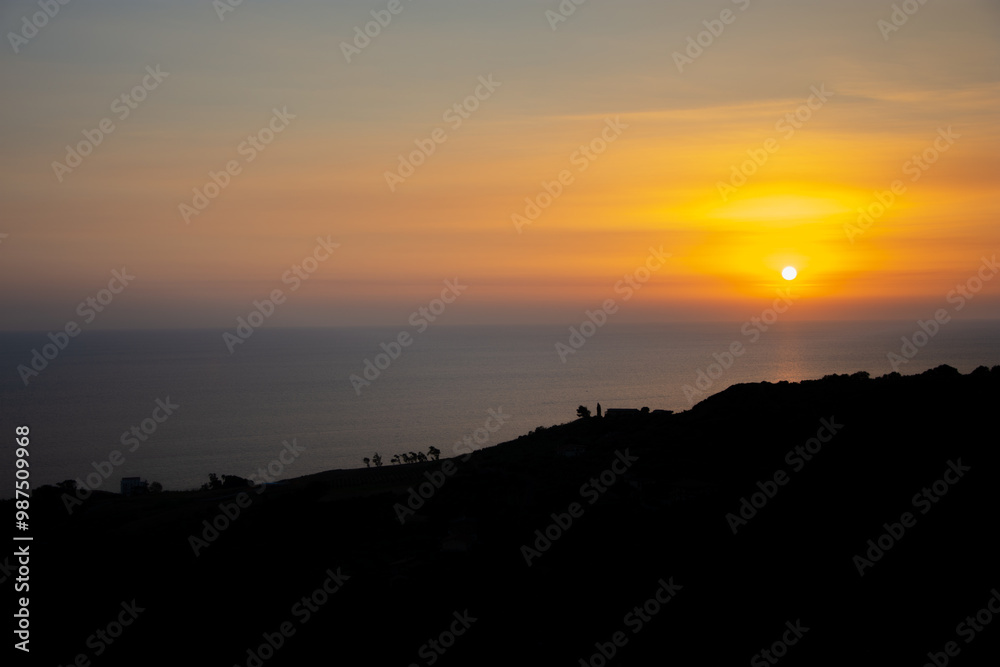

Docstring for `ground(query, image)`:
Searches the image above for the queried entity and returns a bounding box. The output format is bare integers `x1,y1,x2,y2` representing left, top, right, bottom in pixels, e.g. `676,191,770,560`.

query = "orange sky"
2,0,998,329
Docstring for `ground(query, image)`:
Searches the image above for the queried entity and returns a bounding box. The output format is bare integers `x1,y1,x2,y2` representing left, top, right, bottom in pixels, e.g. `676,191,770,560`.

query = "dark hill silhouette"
13,365,1000,665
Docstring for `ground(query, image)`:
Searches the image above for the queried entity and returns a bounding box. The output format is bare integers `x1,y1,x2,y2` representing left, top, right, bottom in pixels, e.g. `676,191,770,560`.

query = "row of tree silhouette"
200,472,254,491
364,402,659,469
364,446,441,468
576,404,653,418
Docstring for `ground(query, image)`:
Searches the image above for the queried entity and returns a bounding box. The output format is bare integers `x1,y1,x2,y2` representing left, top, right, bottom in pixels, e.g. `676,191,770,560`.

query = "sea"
2,320,998,495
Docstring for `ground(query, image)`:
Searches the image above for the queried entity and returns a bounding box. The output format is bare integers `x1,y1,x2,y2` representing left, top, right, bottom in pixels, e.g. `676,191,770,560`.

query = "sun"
782,266,797,281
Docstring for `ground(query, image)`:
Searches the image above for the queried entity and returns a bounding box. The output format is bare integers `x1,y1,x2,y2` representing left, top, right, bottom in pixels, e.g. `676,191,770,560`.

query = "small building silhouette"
604,408,641,418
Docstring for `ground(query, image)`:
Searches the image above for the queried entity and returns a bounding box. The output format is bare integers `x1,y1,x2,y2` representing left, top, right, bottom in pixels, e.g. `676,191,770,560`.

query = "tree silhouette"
372,453,383,467
201,473,223,491
577,405,592,419
222,475,251,488
363,457,371,468
427,446,440,461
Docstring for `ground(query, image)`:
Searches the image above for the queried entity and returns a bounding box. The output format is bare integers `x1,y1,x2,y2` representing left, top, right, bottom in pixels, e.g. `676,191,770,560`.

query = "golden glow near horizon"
0,0,998,328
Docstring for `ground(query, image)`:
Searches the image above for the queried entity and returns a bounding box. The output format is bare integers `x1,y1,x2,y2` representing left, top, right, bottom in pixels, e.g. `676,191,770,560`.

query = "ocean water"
2,320,998,494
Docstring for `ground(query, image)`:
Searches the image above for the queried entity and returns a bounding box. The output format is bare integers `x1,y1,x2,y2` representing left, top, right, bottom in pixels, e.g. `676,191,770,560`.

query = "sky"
2,0,998,330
